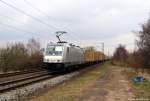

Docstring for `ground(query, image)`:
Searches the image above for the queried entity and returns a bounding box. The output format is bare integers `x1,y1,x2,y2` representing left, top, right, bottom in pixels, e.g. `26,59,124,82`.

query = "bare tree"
27,38,40,55
0,43,28,72
27,38,43,68
137,18,150,68
0,38,43,72
113,44,128,66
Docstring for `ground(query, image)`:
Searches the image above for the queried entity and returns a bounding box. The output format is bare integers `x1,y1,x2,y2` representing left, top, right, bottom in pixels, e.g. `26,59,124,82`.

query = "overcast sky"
0,0,150,55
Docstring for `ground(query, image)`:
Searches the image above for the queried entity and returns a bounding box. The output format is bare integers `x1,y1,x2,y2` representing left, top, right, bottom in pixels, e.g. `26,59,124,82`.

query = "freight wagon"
84,49,106,64
43,41,106,70
43,32,106,70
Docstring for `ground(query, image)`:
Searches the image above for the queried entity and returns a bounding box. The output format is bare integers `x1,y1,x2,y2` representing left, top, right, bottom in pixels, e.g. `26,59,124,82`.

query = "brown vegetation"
112,44,128,66
113,16,150,71
128,17,150,70
136,18,150,69
0,38,43,72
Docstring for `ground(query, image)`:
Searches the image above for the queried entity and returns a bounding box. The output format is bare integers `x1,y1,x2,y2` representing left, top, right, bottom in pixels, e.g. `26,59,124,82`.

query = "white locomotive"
43,31,85,69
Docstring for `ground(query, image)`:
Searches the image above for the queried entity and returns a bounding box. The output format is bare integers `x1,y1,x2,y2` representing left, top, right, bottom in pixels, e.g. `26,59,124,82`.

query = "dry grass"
30,63,109,101
122,67,150,99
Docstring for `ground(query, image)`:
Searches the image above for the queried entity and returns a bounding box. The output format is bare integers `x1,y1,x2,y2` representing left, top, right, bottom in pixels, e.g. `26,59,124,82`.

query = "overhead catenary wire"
23,0,54,20
0,15,39,35
0,14,54,40
0,21,38,36
0,0,82,44
0,0,60,32
0,22,55,46
23,0,82,43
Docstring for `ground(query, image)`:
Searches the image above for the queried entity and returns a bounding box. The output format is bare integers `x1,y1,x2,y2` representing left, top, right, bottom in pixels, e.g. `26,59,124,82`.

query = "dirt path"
78,66,134,101
30,64,136,101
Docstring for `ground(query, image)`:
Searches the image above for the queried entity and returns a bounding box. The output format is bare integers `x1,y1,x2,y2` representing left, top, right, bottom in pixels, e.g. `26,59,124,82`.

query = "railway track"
0,70,58,93
0,69,45,78
0,63,100,93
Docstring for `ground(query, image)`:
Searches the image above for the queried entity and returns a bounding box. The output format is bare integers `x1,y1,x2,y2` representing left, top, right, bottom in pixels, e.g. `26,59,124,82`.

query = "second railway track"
0,64,99,94
0,70,58,93
0,69,45,78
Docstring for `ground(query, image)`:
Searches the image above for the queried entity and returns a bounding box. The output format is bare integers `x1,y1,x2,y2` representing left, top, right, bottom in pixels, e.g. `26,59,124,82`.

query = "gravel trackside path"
30,63,135,101
78,66,134,101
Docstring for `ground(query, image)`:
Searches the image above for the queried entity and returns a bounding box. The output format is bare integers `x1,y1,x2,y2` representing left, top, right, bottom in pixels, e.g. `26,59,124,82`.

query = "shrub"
112,44,128,66
0,38,43,72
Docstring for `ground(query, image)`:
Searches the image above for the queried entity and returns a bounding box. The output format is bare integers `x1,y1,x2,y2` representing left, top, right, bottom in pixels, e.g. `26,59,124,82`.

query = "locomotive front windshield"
46,45,63,56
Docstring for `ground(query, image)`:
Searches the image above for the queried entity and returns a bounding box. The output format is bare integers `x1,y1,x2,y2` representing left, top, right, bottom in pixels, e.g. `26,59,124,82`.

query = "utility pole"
108,49,109,59
102,42,104,54
102,42,104,60
94,42,105,60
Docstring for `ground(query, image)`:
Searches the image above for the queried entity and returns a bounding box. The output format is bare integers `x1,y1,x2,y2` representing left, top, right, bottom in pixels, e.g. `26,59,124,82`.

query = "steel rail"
0,71,58,93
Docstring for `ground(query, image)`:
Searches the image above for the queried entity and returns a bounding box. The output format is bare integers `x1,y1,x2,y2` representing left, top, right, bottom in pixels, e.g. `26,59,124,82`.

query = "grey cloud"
0,0,150,54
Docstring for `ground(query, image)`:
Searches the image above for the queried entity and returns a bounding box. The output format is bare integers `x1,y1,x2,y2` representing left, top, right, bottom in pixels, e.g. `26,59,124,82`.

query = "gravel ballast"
0,71,80,101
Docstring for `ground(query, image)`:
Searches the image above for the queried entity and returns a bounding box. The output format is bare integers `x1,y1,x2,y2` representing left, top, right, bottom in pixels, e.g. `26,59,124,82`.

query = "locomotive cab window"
46,45,63,56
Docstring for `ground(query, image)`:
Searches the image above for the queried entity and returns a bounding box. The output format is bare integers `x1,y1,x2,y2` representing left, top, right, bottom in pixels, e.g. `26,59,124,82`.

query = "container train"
43,41,106,70
43,32,107,70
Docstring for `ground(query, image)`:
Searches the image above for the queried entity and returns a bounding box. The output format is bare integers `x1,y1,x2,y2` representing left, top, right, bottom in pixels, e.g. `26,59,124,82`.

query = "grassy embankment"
121,66,150,99
30,62,109,101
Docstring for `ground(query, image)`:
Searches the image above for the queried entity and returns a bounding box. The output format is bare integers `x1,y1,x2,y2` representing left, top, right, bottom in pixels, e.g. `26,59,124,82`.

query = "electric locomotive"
43,31,84,69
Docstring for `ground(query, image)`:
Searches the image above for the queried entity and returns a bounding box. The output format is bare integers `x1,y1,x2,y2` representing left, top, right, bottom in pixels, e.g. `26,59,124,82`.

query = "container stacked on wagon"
83,47,106,64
